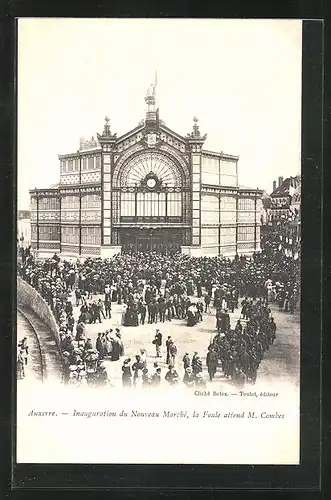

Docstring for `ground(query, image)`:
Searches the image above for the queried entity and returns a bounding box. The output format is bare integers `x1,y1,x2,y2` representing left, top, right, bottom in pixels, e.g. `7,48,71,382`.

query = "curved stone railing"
17,277,63,359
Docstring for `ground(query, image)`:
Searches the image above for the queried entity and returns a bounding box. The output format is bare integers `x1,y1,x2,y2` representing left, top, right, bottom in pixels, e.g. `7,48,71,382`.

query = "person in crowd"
183,366,195,387
75,288,82,307
132,355,145,386
165,365,179,386
182,352,191,370
235,319,242,335
192,352,202,376
153,329,162,358
17,349,25,379
165,336,172,364
151,367,162,387
104,294,112,319
19,337,29,366
96,332,105,360
204,293,211,313
206,346,218,381
169,340,177,366
140,348,147,367
121,358,132,387
111,333,122,362
95,362,109,387
142,368,151,387
138,300,147,325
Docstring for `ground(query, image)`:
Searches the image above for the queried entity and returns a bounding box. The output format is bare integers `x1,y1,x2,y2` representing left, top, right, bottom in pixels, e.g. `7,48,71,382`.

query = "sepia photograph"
16,18,302,465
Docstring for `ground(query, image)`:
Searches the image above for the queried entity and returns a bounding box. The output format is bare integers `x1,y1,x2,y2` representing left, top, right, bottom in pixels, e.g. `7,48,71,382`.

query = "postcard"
16,18,302,465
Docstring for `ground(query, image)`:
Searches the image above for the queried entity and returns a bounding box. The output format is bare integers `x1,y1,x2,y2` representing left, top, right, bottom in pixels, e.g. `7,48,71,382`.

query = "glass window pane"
159,193,166,216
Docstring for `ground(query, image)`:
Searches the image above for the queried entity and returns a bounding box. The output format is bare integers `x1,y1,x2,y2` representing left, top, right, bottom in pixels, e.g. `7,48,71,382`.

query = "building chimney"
278,176,284,187
273,180,276,192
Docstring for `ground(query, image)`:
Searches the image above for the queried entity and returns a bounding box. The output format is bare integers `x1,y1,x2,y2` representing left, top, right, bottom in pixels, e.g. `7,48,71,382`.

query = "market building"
29,80,262,259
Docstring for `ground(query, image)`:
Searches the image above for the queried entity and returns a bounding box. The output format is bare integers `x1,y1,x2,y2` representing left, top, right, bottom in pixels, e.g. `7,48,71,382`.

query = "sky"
17,18,302,209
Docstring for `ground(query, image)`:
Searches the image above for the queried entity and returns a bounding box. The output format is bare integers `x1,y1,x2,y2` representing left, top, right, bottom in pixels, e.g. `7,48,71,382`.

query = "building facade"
30,82,262,259
269,175,301,222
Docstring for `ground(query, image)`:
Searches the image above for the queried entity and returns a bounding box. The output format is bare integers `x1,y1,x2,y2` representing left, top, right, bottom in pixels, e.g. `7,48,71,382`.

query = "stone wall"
17,277,61,353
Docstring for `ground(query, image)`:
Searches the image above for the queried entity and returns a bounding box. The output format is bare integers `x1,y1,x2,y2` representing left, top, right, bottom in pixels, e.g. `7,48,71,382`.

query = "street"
69,294,300,389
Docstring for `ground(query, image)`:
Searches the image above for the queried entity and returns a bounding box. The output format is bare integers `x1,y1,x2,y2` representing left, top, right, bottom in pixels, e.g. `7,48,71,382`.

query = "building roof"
271,175,301,197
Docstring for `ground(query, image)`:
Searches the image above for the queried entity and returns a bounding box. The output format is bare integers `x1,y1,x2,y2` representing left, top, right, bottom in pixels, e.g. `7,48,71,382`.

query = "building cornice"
202,150,239,161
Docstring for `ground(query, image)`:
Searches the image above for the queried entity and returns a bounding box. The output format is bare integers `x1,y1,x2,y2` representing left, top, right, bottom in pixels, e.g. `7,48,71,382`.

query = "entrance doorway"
120,228,189,254
137,237,163,252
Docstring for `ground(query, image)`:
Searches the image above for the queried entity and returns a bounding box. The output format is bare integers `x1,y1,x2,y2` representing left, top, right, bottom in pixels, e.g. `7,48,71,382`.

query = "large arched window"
116,151,189,223
123,151,181,187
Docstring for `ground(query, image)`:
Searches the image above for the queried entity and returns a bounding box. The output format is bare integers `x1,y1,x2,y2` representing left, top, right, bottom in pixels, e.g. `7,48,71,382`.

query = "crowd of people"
17,239,300,387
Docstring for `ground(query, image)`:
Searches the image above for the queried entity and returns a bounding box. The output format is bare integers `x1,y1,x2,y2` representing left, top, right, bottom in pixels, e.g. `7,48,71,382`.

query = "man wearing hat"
182,352,190,370
192,352,202,375
153,329,162,358
95,332,105,360
206,346,218,382
169,340,177,366
151,367,162,387
165,365,179,385
183,366,195,387
84,338,93,351
165,336,172,364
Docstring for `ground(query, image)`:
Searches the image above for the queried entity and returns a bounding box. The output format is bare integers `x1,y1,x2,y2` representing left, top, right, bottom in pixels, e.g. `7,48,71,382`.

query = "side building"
29,82,262,259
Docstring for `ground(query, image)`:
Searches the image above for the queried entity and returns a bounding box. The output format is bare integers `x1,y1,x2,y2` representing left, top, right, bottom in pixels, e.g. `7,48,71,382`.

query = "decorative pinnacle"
103,116,111,137
192,116,200,137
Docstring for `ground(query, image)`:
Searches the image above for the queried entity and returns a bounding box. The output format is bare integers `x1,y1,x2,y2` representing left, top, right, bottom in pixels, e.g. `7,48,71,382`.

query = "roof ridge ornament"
97,116,117,142
103,116,111,137
145,72,158,124
187,116,207,142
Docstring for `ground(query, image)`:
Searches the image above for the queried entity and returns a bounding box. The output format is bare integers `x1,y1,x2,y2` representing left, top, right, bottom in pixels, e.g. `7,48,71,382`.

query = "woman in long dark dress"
122,359,132,387
111,337,121,361
186,309,195,327
111,286,117,302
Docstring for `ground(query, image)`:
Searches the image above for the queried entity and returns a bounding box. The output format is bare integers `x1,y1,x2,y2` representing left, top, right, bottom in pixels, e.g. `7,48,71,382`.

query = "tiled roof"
270,175,301,197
